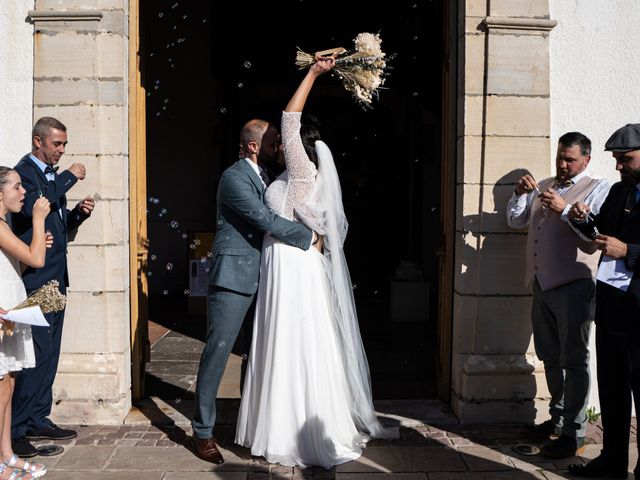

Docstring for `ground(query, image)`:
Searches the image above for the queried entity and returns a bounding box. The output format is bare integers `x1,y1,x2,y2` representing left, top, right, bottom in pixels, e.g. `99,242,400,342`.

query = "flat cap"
605,123,640,152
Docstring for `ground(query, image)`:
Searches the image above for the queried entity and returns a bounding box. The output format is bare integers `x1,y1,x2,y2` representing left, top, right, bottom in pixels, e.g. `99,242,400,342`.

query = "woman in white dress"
236,57,393,469
0,166,51,479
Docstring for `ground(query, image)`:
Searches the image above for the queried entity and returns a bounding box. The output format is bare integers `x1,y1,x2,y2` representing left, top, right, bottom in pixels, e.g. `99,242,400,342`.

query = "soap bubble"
243,60,252,69
165,263,174,271
170,221,179,228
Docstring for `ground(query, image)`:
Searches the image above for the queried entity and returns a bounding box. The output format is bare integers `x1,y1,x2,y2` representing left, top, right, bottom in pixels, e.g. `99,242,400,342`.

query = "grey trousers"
192,286,255,439
532,277,595,438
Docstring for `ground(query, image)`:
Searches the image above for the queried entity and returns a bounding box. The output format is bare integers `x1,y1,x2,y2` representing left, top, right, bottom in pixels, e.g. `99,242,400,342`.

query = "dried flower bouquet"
1,280,66,338
296,32,391,109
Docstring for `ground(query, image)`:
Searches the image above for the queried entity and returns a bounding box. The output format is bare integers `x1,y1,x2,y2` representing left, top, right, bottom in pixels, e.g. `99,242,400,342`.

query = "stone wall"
31,0,131,424
452,0,556,422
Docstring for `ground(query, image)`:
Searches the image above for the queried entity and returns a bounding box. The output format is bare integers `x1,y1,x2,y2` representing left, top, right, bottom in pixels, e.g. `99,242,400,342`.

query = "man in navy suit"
191,119,318,464
11,117,95,457
567,123,640,479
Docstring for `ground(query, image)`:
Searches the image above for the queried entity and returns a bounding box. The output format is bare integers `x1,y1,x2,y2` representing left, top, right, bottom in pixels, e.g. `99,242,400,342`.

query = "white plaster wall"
550,0,640,411
550,0,640,179
0,1,34,166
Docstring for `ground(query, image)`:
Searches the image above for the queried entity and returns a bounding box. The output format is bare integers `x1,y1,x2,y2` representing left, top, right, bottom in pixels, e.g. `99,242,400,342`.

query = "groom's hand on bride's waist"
312,231,324,253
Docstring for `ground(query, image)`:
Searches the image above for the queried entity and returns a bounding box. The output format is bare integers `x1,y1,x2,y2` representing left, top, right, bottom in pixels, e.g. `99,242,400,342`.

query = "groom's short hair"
240,119,269,147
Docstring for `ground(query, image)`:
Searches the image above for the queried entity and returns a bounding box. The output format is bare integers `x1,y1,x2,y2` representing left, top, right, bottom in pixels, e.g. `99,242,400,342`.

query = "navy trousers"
595,282,640,474
12,307,65,438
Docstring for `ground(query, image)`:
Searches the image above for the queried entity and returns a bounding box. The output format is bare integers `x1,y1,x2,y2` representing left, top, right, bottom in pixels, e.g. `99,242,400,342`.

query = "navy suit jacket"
572,181,640,303
11,154,89,292
208,159,312,295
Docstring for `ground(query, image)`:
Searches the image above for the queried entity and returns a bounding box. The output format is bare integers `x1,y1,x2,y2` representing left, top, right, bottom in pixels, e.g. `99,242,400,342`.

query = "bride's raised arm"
281,57,335,183
285,56,335,113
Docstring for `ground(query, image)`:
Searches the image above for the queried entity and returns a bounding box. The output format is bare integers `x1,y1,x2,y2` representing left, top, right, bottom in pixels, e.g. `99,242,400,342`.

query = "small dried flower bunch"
296,32,391,109
0,280,67,340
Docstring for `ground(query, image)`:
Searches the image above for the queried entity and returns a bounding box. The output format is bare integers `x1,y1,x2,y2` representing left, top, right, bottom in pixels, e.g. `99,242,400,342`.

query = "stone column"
30,0,131,424
452,0,556,422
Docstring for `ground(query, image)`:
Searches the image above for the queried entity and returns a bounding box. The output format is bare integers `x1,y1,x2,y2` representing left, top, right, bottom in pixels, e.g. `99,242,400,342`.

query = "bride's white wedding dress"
235,112,388,469
0,246,36,376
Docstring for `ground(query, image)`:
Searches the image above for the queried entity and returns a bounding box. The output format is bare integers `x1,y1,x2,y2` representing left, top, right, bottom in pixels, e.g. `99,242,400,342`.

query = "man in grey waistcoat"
506,132,610,458
191,119,319,464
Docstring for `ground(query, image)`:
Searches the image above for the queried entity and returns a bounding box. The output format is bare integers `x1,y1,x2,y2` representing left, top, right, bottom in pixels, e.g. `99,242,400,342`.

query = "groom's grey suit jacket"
209,159,312,295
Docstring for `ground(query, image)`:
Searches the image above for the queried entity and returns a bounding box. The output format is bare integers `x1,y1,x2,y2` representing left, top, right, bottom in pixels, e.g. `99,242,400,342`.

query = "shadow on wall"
457,168,539,424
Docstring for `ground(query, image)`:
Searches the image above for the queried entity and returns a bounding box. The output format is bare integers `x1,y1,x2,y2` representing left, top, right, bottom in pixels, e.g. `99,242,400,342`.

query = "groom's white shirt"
243,158,267,189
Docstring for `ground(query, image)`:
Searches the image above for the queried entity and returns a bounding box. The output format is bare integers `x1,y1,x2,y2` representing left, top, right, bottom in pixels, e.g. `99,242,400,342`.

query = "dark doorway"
142,0,444,401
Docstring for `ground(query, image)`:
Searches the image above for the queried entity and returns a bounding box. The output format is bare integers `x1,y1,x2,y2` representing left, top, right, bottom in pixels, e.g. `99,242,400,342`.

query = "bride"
236,56,392,469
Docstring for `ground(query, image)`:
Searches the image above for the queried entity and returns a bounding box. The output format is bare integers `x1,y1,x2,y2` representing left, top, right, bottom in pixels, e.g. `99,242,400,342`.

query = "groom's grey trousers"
192,286,255,439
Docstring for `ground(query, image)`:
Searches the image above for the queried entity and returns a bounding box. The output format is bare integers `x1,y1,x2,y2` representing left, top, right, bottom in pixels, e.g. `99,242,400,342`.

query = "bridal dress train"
0,247,36,376
236,112,390,469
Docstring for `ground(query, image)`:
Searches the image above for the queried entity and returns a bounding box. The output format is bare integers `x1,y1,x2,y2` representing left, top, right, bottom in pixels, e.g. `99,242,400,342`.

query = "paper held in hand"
0,306,50,327
596,255,633,292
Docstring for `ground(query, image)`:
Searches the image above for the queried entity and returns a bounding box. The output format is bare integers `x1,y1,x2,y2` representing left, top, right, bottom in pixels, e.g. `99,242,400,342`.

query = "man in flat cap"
567,123,640,478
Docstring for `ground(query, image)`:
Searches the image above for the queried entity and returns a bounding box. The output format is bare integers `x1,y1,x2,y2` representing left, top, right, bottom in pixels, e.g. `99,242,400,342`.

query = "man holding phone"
506,132,610,458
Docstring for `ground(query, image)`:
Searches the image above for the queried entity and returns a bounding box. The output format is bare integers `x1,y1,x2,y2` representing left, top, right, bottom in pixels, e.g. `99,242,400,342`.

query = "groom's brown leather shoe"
192,435,224,464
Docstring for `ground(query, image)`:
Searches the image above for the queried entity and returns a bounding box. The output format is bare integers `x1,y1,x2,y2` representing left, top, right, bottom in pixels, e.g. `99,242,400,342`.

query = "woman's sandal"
5,455,46,479
0,462,33,480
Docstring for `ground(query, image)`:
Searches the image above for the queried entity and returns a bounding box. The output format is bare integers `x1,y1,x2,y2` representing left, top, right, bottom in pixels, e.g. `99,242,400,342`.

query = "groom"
192,119,318,464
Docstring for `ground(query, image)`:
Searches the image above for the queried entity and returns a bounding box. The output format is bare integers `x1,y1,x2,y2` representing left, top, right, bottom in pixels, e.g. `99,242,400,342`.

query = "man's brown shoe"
192,435,224,464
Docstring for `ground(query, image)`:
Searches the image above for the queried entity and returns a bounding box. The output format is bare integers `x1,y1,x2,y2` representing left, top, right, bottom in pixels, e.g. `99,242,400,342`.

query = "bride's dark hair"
300,114,321,167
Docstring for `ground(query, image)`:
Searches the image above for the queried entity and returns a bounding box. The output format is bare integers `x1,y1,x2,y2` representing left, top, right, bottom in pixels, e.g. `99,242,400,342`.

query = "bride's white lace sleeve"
280,111,317,216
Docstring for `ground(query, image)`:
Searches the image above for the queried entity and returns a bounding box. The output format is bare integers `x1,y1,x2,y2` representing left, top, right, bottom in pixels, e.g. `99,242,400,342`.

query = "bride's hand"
311,56,335,76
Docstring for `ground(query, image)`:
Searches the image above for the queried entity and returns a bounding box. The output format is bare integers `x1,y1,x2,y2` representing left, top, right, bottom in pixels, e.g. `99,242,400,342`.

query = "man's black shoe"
12,436,38,458
25,424,77,441
540,434,585,458
526,419,561,437
567,455,628,478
